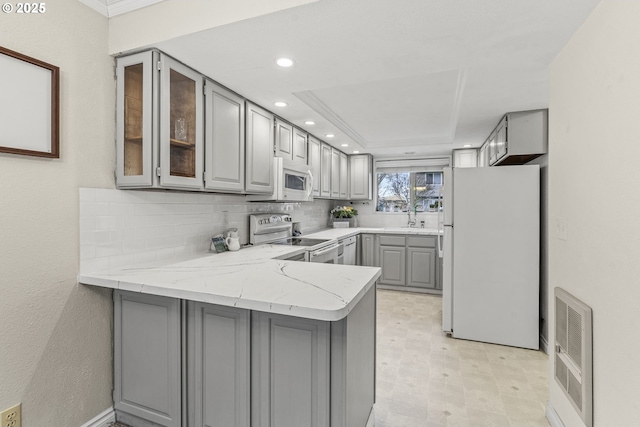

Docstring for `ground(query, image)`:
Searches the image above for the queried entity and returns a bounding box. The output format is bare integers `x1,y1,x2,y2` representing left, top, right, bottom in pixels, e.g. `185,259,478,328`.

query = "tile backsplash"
79,188,332,273
332,200,440,229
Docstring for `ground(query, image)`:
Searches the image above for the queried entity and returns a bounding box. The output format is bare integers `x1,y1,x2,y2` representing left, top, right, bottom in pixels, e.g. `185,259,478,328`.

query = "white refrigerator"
440,165,540,349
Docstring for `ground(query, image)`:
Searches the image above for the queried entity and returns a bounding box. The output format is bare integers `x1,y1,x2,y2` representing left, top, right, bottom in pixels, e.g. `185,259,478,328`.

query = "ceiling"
98,0,601,158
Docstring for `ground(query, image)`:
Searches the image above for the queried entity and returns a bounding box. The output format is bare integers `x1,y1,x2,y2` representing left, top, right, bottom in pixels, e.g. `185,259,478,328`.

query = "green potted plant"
330,206,358,227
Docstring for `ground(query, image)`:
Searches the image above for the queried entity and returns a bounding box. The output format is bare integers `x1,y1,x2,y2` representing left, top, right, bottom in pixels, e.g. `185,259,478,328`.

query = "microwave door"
285,172,306,191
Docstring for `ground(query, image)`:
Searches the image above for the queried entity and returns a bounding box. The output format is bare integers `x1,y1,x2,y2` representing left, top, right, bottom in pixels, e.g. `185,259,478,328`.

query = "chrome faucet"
407,211,416,228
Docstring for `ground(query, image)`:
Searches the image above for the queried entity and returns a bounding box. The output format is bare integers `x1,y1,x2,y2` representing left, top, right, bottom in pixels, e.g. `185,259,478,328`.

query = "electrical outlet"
1,403,21,427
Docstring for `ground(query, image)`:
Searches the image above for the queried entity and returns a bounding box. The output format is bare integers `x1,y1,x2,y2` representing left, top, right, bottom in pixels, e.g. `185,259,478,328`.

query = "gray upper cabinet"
349,154,373,200
116,51,155,188
489,109,548,166
331,148,341,199
245,102,275,194
275,119,308,166
189,302,250,427
116,50,204,191
488,129,498,166
320,143,332,198
114,291,182,427
495,116,507,163
453,148,478,168
251,312,330,427
159,54,204,190
339,151,348,199
204,80,245,193
308,136,321,197
293,127,308,165
275,119,293,160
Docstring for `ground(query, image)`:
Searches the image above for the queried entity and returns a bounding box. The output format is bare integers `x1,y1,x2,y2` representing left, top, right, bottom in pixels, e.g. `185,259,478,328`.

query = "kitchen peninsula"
79,243,381,427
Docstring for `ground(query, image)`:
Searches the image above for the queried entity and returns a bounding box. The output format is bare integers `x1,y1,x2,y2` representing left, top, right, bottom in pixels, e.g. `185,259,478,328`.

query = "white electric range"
249,214,339,263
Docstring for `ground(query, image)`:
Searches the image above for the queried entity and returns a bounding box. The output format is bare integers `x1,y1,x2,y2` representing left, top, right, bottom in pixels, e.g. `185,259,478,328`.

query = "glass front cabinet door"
116,51,204,190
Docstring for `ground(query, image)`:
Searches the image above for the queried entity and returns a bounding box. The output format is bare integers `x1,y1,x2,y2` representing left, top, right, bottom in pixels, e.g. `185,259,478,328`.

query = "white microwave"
247,157,313,202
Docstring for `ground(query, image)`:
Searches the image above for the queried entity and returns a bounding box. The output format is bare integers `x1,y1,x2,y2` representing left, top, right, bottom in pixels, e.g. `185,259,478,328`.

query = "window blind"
374,157,450,174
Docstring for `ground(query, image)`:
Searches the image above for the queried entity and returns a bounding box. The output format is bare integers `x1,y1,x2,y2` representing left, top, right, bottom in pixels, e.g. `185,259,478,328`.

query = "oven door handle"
310,245,338,258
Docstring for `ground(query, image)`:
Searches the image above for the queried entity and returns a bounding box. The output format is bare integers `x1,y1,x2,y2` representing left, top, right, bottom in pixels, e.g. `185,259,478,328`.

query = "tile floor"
374,289,550,427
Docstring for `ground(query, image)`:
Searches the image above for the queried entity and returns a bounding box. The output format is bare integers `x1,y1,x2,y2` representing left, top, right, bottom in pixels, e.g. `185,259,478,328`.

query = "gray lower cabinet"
188,302,250,427
114,291,182,427
252,287,376,427
114,287,376,427
378,236,406,286
376,235,441,291
407,247,437,288
251,312,330,427
359,234,376,267
406,237,438,289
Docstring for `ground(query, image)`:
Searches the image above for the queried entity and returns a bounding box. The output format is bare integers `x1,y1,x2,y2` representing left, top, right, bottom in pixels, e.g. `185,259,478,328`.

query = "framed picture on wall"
0,46,60,158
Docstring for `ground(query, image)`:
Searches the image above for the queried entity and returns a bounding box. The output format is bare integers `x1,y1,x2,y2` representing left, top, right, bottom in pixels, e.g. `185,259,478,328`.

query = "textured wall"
548,0,640,425
0,2,115,426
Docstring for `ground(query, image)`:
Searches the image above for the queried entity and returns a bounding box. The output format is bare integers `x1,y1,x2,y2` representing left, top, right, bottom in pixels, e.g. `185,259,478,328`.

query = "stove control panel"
249,213,294,245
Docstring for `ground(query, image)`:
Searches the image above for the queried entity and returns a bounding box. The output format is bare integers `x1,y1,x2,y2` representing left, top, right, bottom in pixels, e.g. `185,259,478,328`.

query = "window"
377,171,443,212
374,157,448,213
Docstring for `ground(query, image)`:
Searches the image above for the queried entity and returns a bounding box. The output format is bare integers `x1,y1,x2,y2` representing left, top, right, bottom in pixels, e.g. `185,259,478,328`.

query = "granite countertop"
79,242,381,322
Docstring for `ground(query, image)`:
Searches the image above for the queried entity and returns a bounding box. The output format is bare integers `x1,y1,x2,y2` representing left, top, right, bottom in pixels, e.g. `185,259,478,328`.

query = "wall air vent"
554,287,593,427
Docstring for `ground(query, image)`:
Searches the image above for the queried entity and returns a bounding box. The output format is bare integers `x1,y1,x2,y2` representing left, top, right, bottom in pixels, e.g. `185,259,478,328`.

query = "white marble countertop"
304,227,441,240
79,227,440,321
79,242,381,322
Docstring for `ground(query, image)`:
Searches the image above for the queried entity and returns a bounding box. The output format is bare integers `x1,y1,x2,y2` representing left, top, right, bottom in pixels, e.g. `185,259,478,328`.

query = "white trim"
294,90,368,147
107,0,167,17
448,68,468,142
540,333,549,354
366,406,375,427
79,407,115,427
77,0,166,18
546,402,566,427
78,0,109,16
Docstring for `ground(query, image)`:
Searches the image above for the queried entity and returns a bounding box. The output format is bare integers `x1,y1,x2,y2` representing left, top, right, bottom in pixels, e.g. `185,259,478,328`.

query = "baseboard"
546,402,565,427
540,334,549,354
80,407,115,427
366,406,375,427
376,284,443,296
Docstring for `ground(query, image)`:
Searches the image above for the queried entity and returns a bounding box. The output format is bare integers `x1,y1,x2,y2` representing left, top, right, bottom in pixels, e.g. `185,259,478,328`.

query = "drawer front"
378,235,406,246
407,236,437,248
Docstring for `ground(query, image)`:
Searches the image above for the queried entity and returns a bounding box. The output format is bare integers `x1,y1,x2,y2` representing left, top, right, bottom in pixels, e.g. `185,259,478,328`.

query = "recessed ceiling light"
304,121,315,125
341,144,349,147
463,144,472,148
276,58,294,68
325,134,335,138
353,151,360,154
274,101,287,107
404,151,415,155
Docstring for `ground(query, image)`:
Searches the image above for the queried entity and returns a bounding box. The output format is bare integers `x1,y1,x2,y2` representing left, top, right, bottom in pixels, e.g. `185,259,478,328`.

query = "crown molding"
79,0,165,17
